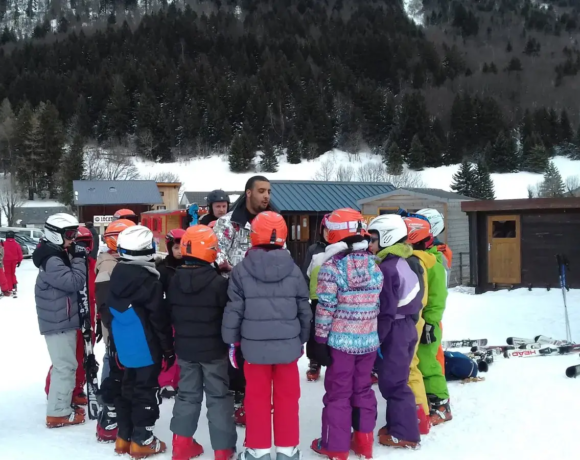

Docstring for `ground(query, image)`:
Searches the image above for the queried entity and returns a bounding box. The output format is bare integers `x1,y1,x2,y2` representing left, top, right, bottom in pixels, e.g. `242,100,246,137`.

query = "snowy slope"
2,261,580,459
134,150,580,200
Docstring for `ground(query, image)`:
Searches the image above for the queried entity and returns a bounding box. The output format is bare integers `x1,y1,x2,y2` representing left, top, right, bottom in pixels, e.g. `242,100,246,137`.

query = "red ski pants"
244,360,300,449
45,330,86,397
0,268,9,292
4,261,17,289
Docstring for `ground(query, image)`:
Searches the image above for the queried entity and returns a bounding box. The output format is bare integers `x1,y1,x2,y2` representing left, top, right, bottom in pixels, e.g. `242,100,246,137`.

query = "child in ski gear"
222,211,311,460
0,241,11,296
34,213,87,428
444,351,480,380
304,214,330,382
107,225,173,457
404,215,452,425
94,218,135,442
310,208,383,460
214,175,273,426
169,225,237,460
403,217,436,435
113,208,139,224
4,230,23,296
156,228,186,399
367,215,422,449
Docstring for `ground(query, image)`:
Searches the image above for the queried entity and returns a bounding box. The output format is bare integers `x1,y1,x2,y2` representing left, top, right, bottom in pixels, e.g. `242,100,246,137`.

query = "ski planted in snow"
442,339,488,348
566,365,580,378
78,254,100,420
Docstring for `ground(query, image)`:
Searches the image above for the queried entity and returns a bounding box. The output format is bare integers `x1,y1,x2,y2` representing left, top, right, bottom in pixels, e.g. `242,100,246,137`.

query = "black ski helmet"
206,190,230,207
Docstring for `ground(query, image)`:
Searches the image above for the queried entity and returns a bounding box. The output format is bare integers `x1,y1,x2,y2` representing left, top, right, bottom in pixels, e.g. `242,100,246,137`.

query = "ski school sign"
93,215,115,224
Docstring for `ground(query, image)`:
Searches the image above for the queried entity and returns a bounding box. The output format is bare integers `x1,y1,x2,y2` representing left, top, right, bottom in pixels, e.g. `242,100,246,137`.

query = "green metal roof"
270,180,396,212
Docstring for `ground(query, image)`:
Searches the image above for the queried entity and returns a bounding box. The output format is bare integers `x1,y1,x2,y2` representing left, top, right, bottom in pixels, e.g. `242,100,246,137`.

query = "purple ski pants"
321,349,377,452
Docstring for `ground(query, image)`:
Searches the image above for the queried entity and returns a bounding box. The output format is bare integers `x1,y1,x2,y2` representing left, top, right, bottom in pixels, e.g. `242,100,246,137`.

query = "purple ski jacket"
375,243,422,343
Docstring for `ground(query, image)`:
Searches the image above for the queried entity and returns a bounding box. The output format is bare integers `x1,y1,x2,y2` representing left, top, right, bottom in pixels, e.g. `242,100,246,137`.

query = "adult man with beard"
213,175,273,426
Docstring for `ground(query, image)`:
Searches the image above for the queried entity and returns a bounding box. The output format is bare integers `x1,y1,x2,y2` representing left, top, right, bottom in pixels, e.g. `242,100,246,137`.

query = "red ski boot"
370,372,378,385
306,362,321,382
234,404,246,426
350,431,373,459
428,395,452,426
214,449,236,460
96,405,118,442
172,434,204,460
73,392,88,406
311,438,349,460
417,405,430,435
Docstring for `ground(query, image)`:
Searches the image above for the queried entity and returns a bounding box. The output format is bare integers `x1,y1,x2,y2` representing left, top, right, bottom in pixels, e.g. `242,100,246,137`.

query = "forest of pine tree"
1,0,580,200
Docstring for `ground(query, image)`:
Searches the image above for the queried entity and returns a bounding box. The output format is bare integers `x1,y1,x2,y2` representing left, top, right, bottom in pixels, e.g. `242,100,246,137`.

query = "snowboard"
442,339,488,348
566,365,580,378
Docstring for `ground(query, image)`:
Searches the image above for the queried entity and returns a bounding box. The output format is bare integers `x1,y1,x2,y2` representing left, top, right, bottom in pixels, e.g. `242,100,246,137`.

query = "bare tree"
142,171,181,183
355,162,426,187
84,145,140,181
334,165,355,181
0,176,24,226
385,170,426,188
565,175,580,197
356,163,387,182
312,159,335,181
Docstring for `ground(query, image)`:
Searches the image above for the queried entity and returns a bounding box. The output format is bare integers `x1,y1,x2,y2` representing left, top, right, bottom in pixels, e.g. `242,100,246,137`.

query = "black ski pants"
115,362,162,441
99,341,123,406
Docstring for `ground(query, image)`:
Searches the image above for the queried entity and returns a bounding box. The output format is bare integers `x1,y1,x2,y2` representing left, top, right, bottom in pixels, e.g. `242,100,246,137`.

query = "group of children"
35,202,454,460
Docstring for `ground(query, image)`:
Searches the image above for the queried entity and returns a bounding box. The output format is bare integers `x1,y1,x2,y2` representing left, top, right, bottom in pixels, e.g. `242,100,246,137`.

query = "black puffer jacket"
156,252,184,294
168,264,229,362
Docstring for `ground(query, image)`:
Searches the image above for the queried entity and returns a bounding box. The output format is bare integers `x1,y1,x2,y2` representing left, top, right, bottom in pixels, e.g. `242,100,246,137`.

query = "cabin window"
160,192,165,196
492,220,517,238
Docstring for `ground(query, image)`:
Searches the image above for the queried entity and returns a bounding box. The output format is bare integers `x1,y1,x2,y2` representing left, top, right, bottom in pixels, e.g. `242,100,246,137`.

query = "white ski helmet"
368,214,408,248
44,213,79,246
117,225,156,261
416,208,444,237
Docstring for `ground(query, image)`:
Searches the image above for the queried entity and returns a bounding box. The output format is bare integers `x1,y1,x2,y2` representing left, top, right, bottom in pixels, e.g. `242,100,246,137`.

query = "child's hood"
375,242,413,263
307,241,359,277
243,248,295,282
412,249,437,270
335,247,378,290
173,265,219,294
110,261,159,301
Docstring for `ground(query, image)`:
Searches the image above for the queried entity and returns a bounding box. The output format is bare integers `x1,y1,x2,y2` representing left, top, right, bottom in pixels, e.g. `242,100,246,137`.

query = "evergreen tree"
0,98,15,174
385,141,403,175
490,131,519,173
37,102,65,197
59,134,85,206
13,102,41,199
106,77,131,143
286,130,301,165
407,134,425,171
473,159,495,199
525,143,550,173
260,140,278,173
539,161,565,198
447,94,466,164
450,160,476,197
560,109,573,143
228,132,253,173
75,96,93,140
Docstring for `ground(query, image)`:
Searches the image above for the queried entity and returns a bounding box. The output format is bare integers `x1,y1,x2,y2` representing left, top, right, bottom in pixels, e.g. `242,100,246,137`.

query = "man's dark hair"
245,175,269,192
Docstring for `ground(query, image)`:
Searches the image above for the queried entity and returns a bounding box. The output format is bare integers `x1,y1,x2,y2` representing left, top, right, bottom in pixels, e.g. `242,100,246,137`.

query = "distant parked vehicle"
0,227,44,243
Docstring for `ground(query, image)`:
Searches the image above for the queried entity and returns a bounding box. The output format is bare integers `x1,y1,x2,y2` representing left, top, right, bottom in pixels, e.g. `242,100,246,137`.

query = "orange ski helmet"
325,208,365,244
250,211,288,247
180,225,219,263
113,208,138,224
403,216,433,245
104,219,136,252
76,226,94,252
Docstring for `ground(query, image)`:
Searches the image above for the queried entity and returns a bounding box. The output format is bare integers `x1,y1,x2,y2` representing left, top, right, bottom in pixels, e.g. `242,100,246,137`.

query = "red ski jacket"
3,238,23,263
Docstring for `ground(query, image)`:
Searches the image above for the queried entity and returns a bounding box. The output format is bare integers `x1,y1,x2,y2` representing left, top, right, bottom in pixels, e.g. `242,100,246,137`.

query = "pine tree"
286,130,301,165
14,102,41,200
37,102,65,198
539,161,565,198
228,132,253,173
447,94,465,164
490,131,519,173
450,160,476,197
106,77,131,143
560,109,573,143
385,141,403,175
407,134,425,171
0,98,15,174
473,159,495,200
525,143,549,173
260,140,278,173
59,134,85,206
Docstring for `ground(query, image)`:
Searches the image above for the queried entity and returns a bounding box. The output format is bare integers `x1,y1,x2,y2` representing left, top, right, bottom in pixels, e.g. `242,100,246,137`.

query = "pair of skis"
77,256,100,420
503,336,580,358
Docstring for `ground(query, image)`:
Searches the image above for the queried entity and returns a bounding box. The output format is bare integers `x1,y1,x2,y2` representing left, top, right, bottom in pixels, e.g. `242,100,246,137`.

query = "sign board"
93,215,115,224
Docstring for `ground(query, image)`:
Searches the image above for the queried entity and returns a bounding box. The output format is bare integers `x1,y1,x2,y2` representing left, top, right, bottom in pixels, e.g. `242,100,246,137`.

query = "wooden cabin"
141,208,208,252
358,188,474,286
461,198,580,293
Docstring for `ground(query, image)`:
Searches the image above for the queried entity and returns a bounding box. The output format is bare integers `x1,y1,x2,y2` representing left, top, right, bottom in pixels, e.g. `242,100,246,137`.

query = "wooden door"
487,215,521,284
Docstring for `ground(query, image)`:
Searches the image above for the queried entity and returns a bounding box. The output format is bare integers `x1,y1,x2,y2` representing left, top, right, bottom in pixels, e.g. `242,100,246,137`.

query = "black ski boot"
96,405,118,442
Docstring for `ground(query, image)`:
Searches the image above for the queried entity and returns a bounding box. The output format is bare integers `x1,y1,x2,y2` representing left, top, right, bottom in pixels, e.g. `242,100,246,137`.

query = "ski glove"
229,343,241,369
313,342,333,367
70,242,88,259
421,322,437,345
162,350,176,371
16,262,20,268
95,319,103,343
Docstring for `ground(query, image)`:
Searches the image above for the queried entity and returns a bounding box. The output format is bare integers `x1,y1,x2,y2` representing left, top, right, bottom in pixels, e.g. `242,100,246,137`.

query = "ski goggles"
63,229,78,240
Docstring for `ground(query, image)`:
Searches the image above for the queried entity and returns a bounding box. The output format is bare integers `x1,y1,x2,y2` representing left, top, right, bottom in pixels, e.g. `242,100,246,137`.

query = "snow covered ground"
2,261,580,459
134,150,580,200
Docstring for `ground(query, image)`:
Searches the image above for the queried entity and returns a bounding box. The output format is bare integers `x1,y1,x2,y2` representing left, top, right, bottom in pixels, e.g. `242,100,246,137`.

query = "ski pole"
556,254,573,343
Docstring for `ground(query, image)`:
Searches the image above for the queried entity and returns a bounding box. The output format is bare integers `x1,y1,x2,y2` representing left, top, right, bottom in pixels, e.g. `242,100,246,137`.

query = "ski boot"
1,290,9,297
238,448,271,460
306,361,321,382
46,407,85,428
276,446,300,460
377,426,419,449
215,449,237,460
370,371,378,385
73,391,88,406
172,434,204,460
12,286,17,299
350,431,373,458
130,426,166,458
234,404,246,426
428,394,452,426
161,385,177,399
115,437,131,455
417,405,430,435
96,405,118,442
310,438,349,460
